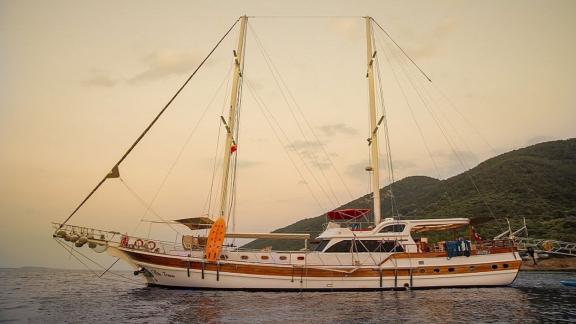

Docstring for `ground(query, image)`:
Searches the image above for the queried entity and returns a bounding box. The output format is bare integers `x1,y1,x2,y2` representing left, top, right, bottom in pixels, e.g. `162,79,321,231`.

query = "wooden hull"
108,246,521,290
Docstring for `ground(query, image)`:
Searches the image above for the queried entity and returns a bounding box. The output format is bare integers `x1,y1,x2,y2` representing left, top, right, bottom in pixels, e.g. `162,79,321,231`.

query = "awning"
224,232,310,240
411,223,468,233
174,217,215,230
327,209,370,220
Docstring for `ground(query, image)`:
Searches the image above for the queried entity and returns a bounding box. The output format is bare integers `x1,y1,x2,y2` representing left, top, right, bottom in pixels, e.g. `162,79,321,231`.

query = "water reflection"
1,269,574,323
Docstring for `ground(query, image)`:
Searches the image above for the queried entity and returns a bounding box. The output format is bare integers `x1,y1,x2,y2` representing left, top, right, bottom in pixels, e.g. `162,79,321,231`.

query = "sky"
1,0,575,268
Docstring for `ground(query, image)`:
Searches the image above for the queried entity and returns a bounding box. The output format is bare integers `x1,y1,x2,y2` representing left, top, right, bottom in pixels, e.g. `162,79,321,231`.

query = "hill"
243,139,576,250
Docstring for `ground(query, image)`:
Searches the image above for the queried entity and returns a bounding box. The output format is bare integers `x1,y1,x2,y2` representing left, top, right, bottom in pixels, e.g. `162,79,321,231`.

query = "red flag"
471,226,482,241
230,144,237,154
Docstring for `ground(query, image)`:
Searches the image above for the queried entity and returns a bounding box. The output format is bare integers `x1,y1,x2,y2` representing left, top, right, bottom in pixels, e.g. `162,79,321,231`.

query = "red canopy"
327,209,370,220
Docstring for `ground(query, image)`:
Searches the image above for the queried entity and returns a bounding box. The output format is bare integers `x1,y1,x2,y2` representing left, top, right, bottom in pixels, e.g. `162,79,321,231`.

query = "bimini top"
327,209,370,220
408,218,470,233
174,217,214,230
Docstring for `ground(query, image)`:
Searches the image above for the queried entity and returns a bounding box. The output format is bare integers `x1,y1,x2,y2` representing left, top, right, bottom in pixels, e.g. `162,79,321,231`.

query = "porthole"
297,256,305,261
261,256,269,260
433,268,440,273
448,268,455,272
241,255,249,260
503,263,509,269
491,264,498,270
279,256,287,261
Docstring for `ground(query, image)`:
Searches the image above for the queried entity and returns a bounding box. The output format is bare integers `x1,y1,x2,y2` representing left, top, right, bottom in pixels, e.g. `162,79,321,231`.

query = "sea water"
0,268,574,323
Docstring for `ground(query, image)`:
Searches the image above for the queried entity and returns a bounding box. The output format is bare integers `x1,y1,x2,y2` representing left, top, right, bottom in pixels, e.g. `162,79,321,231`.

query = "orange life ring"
134,239,144,248
542,240,553,252
204,217,226,262
146,241,156,250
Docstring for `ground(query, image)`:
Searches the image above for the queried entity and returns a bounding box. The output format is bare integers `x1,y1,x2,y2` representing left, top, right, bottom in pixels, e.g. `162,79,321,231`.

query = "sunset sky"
1,0,575,268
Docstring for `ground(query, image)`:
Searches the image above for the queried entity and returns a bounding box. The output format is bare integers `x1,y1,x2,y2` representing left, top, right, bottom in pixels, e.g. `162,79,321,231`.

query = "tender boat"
560,280,576,287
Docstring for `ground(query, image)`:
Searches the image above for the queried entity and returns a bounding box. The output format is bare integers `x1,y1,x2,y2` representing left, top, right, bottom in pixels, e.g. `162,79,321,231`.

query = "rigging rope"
56,19,240,232
370,18,432,83
119,177,179,234
245,80,327,212
376,29,503,230
376,29,455,214
54,238,145,286
371,25,399,219
202,70,232,218
249,23,354,204
128,60,236,236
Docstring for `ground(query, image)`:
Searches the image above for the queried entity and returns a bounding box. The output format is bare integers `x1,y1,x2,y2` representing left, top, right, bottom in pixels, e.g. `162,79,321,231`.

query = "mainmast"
365,17,382,225
218,15,248,220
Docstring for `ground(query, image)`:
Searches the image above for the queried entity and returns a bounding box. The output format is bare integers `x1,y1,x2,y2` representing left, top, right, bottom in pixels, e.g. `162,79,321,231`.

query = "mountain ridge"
243,138,576,250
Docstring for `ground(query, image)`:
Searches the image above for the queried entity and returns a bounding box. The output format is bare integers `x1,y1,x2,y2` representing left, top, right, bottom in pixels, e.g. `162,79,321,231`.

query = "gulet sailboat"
53,16,521,290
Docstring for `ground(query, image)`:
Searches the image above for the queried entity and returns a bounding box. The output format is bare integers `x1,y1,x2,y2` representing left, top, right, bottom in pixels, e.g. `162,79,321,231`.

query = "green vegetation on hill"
243,139,576,251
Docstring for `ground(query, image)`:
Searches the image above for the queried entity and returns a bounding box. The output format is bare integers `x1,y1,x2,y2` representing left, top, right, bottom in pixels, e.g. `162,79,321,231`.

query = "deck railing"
53,223,516,267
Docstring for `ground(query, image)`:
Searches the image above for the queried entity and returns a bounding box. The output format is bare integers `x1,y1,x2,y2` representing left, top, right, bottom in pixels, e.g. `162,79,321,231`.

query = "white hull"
109,247,521,290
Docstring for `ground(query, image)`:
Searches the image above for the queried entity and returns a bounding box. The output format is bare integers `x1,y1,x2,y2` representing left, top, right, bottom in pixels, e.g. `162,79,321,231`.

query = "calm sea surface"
0,269,574,323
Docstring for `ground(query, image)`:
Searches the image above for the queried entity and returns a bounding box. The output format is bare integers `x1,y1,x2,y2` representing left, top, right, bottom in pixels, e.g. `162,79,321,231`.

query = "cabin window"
279,256,287,261
492,264,498,270
448,268,455,272
503,263,509,269
433,268,440,273
297,256,305,261
314,240,330,252
241,255,249,260
379,224,405,233
353,240,404,253
325,240,352,253
261,256,269,260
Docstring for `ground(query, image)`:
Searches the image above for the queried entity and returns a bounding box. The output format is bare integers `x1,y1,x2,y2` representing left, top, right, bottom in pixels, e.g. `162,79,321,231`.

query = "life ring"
146,241,156,250
542,240,553,252
134,239,144,248
120,235,129,247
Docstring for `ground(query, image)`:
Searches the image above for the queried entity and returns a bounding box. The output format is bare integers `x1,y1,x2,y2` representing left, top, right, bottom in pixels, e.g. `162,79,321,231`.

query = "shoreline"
520,257,576,271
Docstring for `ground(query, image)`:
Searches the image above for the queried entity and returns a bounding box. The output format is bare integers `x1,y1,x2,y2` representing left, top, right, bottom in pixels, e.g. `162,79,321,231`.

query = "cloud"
318,123,358,137
82,74,117,87
346,161,370,180
392,159,417,170
526,135,554,145
442,150,479,167
129,49,202,84
285,140,331,170
238,160,261,169
328,18,361,41
402,18,457,59
286,140,322,152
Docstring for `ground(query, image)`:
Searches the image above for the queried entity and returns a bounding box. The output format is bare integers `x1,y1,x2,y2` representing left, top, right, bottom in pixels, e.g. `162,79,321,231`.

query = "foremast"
365,17,381,225
204,16,247,262
218,15,248,221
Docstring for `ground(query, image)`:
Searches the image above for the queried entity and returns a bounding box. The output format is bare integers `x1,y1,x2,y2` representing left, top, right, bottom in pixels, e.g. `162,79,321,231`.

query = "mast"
218,15,247,220
365,16,381,225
